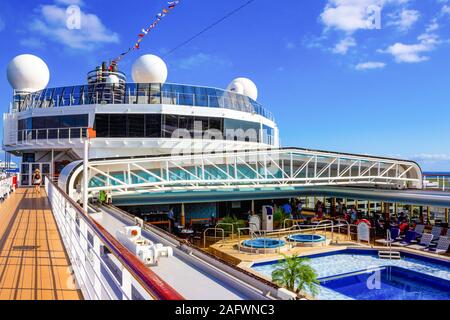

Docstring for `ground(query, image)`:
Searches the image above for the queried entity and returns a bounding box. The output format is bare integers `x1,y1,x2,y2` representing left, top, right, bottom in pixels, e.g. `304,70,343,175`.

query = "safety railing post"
92,236,103,299
121,268,133,300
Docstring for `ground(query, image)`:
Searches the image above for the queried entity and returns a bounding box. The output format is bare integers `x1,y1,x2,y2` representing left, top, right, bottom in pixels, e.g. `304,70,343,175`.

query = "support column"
426,206,430,225
367,201,371,216
331,198,336,217
251,200,255,214
445,208,449,224
181,203,186,228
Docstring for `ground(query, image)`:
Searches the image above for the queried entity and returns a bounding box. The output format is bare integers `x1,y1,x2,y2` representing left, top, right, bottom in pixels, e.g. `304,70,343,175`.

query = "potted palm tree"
271,254,319,297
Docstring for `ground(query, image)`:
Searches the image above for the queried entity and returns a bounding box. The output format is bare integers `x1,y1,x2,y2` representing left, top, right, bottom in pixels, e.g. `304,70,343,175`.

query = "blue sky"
0,0,449,171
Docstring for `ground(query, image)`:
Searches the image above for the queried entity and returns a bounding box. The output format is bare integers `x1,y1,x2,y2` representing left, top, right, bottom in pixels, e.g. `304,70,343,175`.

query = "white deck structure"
59,147,423,204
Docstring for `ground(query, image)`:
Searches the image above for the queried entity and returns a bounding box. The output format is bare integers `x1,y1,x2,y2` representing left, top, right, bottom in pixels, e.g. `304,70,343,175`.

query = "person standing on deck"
168,208,176,233
32,169,42,194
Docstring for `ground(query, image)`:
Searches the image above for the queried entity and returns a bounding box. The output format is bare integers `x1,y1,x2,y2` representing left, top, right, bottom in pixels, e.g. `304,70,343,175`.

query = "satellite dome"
227,77,258,101
132,54,168,84
7,54,50,93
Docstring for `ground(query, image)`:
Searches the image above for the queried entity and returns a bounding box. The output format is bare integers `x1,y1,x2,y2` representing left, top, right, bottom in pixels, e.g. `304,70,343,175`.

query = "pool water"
287,234,326,243
242,238,285,249
252,250,450,300
320,266,450,300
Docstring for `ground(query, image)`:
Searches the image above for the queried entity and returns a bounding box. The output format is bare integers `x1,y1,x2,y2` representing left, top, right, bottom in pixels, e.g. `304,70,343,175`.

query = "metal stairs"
378,229,402,260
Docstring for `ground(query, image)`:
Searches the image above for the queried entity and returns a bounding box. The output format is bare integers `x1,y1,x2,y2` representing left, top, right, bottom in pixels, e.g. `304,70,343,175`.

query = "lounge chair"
392,230,417,247
414,224,425,238
430,226,443,242
375,228,401,246
424,236,450,255
408,233,434,250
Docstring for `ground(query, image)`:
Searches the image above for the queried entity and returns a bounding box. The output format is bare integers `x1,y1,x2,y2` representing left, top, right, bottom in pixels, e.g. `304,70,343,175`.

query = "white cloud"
388,9,420,31
320,0,411,33
355,61,386,70
175,53,232,70
27,3,119,50
442,5,450,14
426,19,439,32
332,36,356,54
380,32,440,63
20,38,46,48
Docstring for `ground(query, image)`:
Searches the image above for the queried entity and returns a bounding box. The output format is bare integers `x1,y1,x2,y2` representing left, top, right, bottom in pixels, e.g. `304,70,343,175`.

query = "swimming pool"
287,234,326,247
320,266,450,300
251,249,450,300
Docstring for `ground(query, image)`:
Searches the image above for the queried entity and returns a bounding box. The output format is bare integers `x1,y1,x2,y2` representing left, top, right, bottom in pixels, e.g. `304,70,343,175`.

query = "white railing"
17,127,88,145
45,177,183,300
0,175,15,201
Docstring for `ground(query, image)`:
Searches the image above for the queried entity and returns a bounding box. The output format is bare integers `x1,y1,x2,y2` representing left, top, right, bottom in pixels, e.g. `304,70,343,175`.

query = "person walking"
32,169,42,194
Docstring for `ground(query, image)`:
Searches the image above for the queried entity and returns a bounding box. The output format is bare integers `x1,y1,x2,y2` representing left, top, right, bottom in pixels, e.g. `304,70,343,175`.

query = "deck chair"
375,228,401,246
408,233,434,250
430,226,443,241
392,230,417,247
414,224,425,238
424,236,450,255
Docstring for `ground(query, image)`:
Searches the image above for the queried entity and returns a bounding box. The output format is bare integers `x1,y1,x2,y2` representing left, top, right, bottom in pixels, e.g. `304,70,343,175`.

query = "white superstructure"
3,54,279,186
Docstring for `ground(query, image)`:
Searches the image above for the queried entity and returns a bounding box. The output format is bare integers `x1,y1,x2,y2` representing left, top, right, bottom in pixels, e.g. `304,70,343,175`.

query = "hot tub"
240,238,286,253
287,234,327,247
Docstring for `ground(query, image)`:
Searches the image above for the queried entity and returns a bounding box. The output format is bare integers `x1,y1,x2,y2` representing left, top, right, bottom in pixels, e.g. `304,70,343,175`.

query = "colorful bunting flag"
109,0,181,68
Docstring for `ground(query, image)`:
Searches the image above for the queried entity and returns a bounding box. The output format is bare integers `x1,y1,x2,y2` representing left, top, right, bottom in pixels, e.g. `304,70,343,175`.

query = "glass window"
145,114,162,138
109,115,127,137
162,114,178,138
127,114,145,137
178,116,193,133
193,116,208,138
95,114,109,137
224,119,260,143
209,118,223,132
45,116,60,129
32,117,47,129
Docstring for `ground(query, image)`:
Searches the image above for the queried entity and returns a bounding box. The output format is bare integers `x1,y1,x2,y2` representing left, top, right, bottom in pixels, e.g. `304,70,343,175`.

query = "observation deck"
11,83,274,122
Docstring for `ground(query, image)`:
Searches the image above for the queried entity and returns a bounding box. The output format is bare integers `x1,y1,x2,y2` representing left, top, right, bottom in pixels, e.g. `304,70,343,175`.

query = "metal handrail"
203,228,225,248
17,127,87,144
215,222,235,238
313,220,334,242
282,218,302,230
334,219,351,241
45,177,183,300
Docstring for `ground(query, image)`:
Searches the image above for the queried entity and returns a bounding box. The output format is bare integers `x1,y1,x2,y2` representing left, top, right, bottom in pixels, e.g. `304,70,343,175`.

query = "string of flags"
109,0,180,70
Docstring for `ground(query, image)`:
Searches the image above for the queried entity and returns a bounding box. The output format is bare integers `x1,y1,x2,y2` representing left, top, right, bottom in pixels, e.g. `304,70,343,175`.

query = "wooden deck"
0,188,82,300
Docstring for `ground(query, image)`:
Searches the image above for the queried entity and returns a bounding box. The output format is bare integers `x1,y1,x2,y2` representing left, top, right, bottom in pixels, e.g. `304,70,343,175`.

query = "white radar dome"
132,54,168,84
227,77,258,101
7,54,50,93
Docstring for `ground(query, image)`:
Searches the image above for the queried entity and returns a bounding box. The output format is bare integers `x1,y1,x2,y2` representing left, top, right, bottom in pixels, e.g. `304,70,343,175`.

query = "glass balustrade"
13,83,274,121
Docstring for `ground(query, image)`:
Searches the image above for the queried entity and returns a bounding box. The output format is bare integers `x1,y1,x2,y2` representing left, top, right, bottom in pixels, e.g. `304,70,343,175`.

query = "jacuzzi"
240,238,287,254
287,234,327,247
